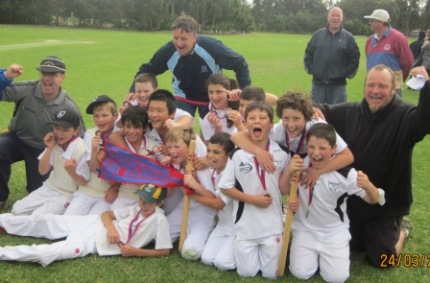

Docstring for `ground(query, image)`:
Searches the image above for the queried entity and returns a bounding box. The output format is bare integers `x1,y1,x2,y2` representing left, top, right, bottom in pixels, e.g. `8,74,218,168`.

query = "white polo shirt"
218,140,290,240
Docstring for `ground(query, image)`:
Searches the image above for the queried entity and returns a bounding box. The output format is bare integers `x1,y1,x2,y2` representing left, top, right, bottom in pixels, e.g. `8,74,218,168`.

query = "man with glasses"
0,56,85,211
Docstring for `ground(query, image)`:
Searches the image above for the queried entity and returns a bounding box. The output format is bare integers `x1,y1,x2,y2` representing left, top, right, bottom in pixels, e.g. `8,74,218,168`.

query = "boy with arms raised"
0,184,172,266
12,109,88,215
64,95,119,215
219,102,291,279
281,123,383,282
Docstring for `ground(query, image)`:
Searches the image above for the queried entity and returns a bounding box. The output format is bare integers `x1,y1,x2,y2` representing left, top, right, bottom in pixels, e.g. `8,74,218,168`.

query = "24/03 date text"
381,253,430,268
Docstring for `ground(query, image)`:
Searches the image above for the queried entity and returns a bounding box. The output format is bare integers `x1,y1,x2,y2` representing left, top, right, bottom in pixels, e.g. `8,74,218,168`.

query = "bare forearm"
38,150,53,175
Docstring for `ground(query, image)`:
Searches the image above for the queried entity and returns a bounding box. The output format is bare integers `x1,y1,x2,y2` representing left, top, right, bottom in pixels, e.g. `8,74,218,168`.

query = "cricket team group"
1,7,430,282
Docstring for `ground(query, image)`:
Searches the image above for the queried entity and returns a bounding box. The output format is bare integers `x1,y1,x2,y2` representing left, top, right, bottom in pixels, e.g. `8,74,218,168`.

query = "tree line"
1,0,430,35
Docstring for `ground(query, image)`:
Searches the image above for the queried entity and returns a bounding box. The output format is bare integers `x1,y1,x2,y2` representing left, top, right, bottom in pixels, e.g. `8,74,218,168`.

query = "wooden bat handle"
178,139,196,252
277,172,300,277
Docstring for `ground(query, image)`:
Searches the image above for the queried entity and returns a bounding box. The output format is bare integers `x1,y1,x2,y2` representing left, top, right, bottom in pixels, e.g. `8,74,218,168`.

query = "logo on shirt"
384,44,391,51
239,161,252,174
200,65,209,73
328,181,341,193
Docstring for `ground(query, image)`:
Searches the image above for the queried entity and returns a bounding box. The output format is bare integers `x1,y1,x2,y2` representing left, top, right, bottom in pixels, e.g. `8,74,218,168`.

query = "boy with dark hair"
219,102,291,279
281,123,383,282
11,109,88,215
0,184,172,266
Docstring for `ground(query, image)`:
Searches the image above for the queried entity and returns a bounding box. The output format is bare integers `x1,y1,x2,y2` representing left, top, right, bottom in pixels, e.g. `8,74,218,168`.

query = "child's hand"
207,112,222,130
356,170,371,190
164,119,178,129
105,183,119,203
194,156,208,170
159,155,172,166
43,132,56,149
288,155,304,175
227,110,243,127
228,89,242,101
251,194,272,208
106,226,120,244
64,158,77,173
302,166,320,188
155,144,170,156
287,198,300,213
92,135,103,150
255,149,275,173
97,149,106,162
120,243,140,257
183,173,199,191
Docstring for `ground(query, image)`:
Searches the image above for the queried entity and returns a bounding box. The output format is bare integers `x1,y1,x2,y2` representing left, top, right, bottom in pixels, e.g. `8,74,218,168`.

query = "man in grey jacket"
0,56,85,210
304,7,360,104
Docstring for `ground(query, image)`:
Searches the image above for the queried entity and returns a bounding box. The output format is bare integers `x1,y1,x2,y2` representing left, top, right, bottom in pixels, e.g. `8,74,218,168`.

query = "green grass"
1,25,429,282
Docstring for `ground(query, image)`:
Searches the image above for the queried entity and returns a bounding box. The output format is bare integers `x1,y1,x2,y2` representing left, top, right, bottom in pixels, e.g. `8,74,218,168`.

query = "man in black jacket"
312,64,430,267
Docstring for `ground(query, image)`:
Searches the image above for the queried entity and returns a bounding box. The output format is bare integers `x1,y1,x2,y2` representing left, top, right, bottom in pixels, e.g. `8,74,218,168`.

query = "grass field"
0,25,429,283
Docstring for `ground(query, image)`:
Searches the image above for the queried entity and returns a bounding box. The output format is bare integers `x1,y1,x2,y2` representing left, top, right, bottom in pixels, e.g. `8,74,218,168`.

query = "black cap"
48,109,80,128
36,56,66,73
86,95,117,114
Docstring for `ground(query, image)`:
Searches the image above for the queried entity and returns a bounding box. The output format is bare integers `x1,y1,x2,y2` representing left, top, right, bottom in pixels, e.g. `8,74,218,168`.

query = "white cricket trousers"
0,213,98,266
201,227,235,271
234,234,282,279
289,229,350,283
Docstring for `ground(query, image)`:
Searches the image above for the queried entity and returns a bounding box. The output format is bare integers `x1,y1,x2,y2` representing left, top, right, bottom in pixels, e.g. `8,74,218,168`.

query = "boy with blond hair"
64,95,119,215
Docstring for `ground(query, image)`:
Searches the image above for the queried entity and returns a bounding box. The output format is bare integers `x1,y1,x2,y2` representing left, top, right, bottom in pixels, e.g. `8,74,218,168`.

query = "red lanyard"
142,135,155,156
306,161,314,218
253,141,270,191
126,210,154,243
211,169,217,188
285,128,306,155
210,104,227,120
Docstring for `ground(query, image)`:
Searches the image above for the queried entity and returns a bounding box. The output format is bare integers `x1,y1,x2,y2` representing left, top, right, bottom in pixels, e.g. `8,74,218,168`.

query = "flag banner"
99,142,184,188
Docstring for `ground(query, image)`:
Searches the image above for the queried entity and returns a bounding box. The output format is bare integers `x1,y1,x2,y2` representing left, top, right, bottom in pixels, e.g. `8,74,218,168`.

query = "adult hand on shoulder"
5,64,23,80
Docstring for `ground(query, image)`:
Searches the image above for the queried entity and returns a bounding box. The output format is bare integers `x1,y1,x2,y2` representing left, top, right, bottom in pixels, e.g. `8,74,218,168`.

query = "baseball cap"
364,9,390,23
86,95,117,114
36,56,66,73
135,184,167,203
48,109,80,128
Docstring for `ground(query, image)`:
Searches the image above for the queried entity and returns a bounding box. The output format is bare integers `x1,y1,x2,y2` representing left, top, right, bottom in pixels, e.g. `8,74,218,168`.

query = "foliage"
1,25,430,283
1,0,430,34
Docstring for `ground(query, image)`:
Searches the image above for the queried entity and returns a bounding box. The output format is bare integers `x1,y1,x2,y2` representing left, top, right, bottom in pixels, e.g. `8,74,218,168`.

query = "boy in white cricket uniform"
12,109,89,215
282,123,384,282
0,184,172,266
164,128,216,259
199,73,240,142
200,133,236,271
108,106,160,210
64,95,120,215
219,102,291,279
